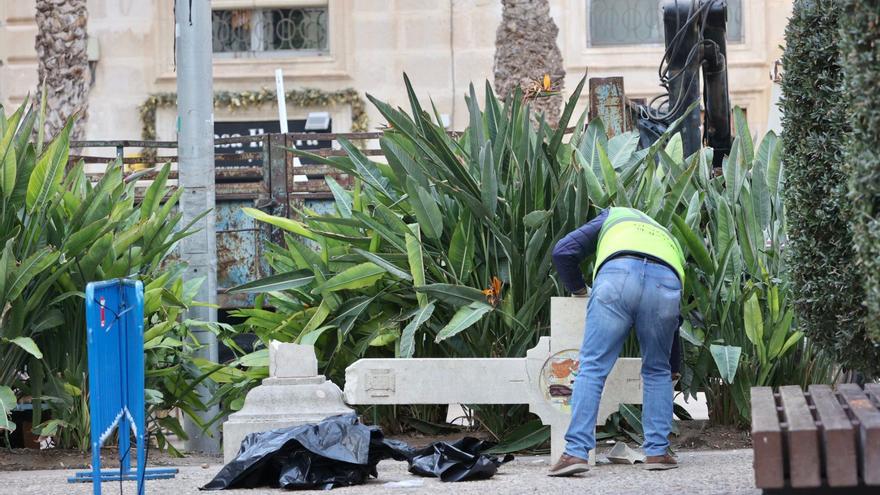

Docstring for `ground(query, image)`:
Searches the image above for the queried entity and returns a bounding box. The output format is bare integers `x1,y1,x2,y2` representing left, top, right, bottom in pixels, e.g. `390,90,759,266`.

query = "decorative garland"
138,87,369,142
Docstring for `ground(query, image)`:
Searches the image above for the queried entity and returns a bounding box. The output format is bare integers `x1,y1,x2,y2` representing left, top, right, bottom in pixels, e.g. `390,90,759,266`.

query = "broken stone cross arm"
344,297,643,463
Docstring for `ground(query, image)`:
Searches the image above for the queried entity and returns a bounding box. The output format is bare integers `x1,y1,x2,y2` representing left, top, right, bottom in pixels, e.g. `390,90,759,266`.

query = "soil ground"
0,420,748,472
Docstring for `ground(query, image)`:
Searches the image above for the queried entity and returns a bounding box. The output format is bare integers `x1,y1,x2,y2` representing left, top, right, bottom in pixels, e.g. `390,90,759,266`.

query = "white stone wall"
0,0,790,142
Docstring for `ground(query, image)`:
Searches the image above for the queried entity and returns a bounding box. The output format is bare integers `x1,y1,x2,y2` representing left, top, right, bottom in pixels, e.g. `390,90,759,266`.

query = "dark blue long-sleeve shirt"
552,209,609,293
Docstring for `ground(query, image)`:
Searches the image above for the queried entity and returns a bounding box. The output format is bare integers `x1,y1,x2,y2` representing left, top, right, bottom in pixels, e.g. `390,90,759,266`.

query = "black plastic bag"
404,437,514,482
202,415,513,490
202,414,411,491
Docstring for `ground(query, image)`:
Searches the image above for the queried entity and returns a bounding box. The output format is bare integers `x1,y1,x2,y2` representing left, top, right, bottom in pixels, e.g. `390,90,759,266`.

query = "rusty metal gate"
70,132,377,308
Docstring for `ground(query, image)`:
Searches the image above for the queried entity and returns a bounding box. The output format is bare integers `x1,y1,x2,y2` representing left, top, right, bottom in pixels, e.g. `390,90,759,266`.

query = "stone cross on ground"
222,342,353,463
344,297,643,464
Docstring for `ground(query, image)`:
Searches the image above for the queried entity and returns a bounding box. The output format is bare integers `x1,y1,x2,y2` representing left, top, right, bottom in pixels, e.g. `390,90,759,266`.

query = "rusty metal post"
589,77,628,137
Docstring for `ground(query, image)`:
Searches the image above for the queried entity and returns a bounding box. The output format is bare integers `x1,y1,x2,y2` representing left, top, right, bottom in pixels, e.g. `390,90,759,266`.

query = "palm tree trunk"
34,0,89,141
493,0,565,123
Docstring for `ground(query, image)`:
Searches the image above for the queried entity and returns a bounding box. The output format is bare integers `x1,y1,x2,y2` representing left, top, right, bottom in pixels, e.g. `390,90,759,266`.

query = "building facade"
0,0,790,145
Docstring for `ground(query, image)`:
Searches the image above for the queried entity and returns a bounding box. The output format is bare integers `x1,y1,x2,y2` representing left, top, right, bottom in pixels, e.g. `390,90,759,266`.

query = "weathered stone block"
269,342,318,378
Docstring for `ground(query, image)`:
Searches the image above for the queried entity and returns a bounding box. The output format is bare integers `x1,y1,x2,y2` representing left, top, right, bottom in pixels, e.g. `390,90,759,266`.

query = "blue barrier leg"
119,415,131,475
91,441,101,495
136,431,146,495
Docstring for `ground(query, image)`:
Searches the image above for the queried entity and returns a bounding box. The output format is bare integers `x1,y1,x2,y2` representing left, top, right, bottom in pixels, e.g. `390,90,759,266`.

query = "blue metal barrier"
68,279,177,494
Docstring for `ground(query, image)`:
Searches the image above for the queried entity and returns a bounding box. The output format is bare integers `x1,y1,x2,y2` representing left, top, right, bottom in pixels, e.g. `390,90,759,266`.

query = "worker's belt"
610,253,676,274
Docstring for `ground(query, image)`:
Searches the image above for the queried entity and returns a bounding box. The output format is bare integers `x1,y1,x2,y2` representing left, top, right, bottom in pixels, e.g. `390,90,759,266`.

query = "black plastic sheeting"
202,414,513,491
406,437,513,482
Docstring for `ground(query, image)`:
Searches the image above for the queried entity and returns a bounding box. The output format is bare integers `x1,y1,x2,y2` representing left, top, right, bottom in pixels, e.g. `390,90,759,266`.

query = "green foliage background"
0,100,231,450
227,77,834,437
840,0,880,348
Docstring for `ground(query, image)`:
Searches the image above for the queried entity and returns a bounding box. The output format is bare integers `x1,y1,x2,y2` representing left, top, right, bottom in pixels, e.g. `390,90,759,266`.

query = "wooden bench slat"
865,383,880,404
838,384,880,485
808,384,859,487
751,386,785,489
779,385,822,487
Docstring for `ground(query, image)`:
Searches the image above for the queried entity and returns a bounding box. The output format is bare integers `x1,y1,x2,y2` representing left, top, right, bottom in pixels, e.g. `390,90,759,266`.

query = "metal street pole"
175,0,220,453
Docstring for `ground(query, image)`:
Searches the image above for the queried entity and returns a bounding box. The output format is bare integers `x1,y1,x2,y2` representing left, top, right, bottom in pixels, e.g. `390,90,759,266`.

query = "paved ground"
0,449,757,495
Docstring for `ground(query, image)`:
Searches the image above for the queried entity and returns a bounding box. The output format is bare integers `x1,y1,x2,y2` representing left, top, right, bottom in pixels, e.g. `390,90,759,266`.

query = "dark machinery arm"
640,1,732,167
702,1,732,165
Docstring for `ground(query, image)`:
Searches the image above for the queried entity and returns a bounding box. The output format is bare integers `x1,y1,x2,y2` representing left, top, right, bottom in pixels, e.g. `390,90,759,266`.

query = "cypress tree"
781,0,878,375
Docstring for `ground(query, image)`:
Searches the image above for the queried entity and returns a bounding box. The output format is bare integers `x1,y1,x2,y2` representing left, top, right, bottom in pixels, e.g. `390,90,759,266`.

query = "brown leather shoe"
547,453,590,477
644,453,678,470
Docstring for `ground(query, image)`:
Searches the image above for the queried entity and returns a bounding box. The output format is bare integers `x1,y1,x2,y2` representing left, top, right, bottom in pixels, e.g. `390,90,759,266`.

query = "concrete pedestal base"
221,344,353,463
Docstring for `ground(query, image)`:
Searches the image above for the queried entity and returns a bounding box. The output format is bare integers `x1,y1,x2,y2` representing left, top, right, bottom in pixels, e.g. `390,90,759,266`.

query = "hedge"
840,0,880,349
781,0,879,376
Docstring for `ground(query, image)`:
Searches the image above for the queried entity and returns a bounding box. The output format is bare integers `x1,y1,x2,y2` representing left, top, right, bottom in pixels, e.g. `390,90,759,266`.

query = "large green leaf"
405,225,428,307
434,302,492,343
743,292,766,363
352,249,412,281
302,300,331,334
480,144,498,215
671,215,713,275
0,133,16,200
0,386,16,433
607,131,640,170
243,207,316,240
448,215,475,281
26,119,70,213
0,238,13,301
399,302,435,358
140,163,171,220
767,308,794,359
313,262,386,293
657,158,697,226
405,178,443,240
227,269,315,293
415,283,485,307
733,107,754,163
709,344,742,384
574,149,608,205
338,138,396,199
325,175,353,218
5,247,60,301
6,336,43,359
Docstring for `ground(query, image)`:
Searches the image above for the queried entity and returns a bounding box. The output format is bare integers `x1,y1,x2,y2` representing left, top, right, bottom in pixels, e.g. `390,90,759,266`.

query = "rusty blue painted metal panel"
215,200,268,308
589,77,628,136
303,198,337,216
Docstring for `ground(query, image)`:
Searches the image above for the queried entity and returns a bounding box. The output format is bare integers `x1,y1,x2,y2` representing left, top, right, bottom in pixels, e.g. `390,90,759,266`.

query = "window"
212,7,328,56
587,0,742,47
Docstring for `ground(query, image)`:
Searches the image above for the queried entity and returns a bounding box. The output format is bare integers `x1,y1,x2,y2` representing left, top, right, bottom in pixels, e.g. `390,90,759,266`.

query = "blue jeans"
563,256,682,458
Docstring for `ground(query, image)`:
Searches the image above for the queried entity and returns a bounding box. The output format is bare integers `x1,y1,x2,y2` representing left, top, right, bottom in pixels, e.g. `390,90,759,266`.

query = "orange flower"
482,276,504,307
542,74,552,91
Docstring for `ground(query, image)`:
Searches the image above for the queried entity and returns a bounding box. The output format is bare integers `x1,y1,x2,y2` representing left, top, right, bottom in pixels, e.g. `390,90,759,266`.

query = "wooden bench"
751,384,880,493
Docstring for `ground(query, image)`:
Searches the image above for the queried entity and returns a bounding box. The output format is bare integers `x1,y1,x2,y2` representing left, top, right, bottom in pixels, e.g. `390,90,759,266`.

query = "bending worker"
547,206,685,476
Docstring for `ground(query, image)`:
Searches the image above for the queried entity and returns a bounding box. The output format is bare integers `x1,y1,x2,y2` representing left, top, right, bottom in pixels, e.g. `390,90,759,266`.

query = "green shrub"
840,0,880,354
0,99,229,450
780,0,875,375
